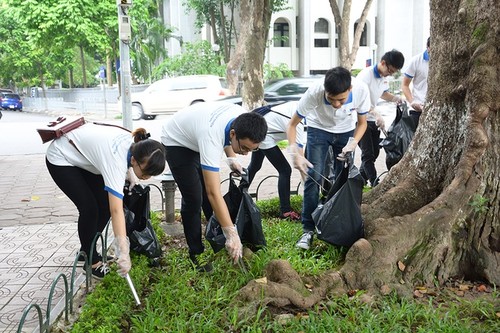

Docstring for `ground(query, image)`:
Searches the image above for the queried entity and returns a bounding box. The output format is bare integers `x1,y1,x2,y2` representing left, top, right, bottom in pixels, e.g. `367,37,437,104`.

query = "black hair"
381,49,405,69
231,112,268,143
426,37,431,48
324,67,352,95
130,128,166,176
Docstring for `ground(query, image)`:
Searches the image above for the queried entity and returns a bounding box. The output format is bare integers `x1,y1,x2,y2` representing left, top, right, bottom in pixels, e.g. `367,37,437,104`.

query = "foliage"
129,0,174,83
154,41,226,78
469,194,490,214
68,199,499,332
263,62,294,82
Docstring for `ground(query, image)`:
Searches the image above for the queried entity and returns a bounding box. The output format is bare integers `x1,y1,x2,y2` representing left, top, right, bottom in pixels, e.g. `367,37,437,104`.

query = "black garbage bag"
205,172,266,253
312,154,364,247
380,102,417,170
123,184,162,259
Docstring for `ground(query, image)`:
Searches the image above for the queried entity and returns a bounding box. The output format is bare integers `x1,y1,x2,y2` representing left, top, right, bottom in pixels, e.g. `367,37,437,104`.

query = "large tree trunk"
240,0,271,111
236,0,499,311
227,0,271,109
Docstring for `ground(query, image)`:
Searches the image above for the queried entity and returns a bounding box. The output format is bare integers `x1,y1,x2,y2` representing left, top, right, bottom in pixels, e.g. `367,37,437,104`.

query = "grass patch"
68,198,500,333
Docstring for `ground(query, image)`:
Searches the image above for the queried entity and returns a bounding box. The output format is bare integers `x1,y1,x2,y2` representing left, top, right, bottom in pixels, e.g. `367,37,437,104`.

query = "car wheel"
131,103,144,120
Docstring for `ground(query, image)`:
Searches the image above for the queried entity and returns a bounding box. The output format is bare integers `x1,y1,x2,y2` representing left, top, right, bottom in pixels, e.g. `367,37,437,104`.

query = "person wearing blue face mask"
402,37,430,127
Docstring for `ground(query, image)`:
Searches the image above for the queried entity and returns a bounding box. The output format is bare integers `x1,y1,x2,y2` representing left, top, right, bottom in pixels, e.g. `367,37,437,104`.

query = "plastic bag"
312,154,364,247
379,102,417,170
123,184,162,259
205,172,266,253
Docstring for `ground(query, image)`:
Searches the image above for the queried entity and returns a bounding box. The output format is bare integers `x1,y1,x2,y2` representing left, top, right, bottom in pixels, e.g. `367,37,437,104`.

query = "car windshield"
4,93,20,99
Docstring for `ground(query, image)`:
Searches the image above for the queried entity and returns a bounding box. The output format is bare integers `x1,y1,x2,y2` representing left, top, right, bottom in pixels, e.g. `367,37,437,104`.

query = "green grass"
69,198,500,333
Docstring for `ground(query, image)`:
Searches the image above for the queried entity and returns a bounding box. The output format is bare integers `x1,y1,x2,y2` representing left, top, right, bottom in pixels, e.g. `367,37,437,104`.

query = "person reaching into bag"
246,101,305,221
287,66,370,250
161,101,267,272
45,123,166,279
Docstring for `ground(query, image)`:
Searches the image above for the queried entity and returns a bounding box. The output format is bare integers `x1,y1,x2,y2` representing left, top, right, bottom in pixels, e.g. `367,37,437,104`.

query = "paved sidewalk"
0,149,387,332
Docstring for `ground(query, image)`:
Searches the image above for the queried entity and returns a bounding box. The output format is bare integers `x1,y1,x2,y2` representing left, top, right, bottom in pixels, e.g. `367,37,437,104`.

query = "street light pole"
117,0,133,130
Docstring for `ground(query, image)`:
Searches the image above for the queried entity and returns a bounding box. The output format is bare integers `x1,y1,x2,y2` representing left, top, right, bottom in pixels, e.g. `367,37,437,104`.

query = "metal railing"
16,226,112,333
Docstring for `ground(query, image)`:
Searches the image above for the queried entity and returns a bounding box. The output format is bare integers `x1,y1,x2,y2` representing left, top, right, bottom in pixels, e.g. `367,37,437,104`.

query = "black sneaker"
77,252,114,263
189,254,213,273
83,261,110,280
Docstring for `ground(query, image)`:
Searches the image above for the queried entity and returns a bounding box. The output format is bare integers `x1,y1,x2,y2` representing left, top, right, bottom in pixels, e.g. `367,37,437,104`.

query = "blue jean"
302,127,354,232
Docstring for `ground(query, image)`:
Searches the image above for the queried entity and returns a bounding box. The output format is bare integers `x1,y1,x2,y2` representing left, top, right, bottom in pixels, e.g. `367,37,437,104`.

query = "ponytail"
132,128,151,143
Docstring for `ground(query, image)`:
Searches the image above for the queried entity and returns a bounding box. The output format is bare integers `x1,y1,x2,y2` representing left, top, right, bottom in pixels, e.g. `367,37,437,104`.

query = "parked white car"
131,75,231,120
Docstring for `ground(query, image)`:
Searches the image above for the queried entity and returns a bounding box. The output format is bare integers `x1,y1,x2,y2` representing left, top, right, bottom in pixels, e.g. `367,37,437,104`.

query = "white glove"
391,95,403,103
126,167,140,192
288,144,313,179
226,157,243,174
410,102,423,112
374,112,386,131
114,236,131,277
222,225,242,263
337,137,358,161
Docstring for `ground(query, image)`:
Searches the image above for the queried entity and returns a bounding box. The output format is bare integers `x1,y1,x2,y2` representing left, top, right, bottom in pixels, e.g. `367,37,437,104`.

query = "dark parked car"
0,92,23,111
219,76,323,105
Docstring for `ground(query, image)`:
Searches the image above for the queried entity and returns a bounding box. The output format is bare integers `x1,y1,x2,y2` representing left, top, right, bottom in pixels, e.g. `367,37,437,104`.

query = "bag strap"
92,122,132,133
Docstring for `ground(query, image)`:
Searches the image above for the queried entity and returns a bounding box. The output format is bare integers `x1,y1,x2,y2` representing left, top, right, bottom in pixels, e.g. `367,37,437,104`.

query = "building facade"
162,0,430,74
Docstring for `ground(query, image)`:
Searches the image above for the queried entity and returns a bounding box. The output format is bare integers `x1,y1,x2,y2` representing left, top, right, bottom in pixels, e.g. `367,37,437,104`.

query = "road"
0,110,171,156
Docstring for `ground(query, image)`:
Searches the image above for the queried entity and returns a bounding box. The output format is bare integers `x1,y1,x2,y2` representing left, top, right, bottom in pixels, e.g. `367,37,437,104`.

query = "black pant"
410,110,421,128
46,159,110,264
163,145,212,256
358,121,381,185
246,146,293,214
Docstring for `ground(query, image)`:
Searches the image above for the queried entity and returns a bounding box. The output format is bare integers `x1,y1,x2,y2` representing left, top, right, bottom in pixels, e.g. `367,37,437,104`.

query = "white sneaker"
296,231,314,250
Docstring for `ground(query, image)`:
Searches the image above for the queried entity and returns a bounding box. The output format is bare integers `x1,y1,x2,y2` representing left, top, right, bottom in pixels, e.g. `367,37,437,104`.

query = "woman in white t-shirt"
46,124,166,279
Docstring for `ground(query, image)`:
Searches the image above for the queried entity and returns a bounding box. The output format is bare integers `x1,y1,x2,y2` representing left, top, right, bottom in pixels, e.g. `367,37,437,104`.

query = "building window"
273,18,289,47
314,18,329,48
354,22,368,46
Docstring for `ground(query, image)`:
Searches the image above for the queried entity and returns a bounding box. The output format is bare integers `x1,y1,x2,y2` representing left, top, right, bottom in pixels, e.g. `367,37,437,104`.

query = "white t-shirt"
259,101,305,150
46,123,133,199
297,78,370,133
161,101,245,171
404,50,429,105
356,65,390,121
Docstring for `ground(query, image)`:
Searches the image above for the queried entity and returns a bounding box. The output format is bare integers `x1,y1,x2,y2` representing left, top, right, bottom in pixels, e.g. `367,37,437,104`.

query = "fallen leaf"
458,284,470,291
496,312,500,318
397,261,406,272
476,284,487,292
455,290,465,297
31,196,40,201
413,290,424,298
21,198,30,202
255,277,267,284
347,289,358,297
305,283,314,289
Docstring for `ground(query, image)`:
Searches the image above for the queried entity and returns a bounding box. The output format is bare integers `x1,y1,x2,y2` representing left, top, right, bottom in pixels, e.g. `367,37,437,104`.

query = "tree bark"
236,0,500,311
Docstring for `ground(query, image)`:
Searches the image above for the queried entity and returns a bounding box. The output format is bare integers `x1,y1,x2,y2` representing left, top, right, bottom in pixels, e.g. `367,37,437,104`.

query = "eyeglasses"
134,160,150,180
237,138,259,153
385,63,398,75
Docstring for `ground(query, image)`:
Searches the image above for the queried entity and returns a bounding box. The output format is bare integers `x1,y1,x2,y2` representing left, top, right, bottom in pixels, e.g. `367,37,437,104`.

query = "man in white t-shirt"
161,101,267,271
246,101,305,220
356,49,405,187
287,67,370,250
402,37,430,127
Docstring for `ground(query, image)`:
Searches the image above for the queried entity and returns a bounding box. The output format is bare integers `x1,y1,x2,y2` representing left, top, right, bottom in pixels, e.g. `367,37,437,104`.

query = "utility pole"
117,0,133,130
